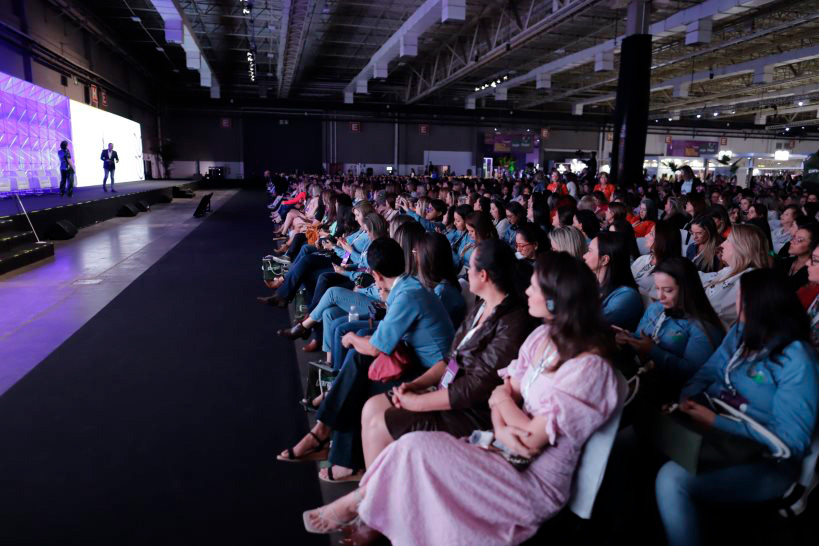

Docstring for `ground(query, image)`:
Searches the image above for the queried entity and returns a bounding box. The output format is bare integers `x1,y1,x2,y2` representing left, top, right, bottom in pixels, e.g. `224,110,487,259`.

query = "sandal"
277,431,330,462
302,508,359,535
319,466,364,484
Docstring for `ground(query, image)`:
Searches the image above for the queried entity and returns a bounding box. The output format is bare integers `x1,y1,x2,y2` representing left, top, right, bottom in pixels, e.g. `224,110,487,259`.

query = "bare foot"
311,392,325,408
303,491,361,533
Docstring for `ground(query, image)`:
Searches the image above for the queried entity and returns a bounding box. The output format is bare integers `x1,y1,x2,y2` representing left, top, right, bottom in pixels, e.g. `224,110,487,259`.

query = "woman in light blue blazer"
655,267,818,546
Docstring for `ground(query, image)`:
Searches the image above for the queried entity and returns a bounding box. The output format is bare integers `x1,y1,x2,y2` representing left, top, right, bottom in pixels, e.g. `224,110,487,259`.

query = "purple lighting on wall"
0,72,72,196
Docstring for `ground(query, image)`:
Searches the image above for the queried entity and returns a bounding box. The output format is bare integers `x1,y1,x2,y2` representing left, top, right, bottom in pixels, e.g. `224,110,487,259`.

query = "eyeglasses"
515,242,532,249
811,254,819,265
793,237,809,244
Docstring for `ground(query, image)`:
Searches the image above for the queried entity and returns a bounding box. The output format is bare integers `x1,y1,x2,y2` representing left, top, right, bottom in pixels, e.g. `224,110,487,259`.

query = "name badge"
439,358,459,389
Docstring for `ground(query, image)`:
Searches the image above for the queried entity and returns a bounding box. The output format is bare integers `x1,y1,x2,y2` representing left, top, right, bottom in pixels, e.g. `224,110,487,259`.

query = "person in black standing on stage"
101,142,119,192
58,140,75,197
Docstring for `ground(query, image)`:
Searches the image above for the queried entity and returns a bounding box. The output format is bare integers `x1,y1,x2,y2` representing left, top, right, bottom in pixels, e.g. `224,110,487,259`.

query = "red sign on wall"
101,90,108,108
90,84,98,107
665,135,673,144
720,136,728,146
220,117,232,129
419,124,429,135
540,128,550,140
350,121,361,133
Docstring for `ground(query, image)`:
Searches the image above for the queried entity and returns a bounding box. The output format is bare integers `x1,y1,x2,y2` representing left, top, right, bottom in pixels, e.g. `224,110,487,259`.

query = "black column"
610,34,652,189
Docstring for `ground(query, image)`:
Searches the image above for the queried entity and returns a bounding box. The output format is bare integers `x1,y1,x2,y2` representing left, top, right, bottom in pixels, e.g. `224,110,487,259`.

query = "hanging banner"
666,140,719,157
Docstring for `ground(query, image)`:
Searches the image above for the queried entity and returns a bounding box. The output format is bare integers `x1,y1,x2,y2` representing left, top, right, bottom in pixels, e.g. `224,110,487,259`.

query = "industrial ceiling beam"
343,0,467,104
467,0,778,108
148,0,219,97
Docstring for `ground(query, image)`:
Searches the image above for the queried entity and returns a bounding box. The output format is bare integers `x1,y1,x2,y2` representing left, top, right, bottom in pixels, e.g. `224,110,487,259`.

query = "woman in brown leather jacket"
359,239,536,468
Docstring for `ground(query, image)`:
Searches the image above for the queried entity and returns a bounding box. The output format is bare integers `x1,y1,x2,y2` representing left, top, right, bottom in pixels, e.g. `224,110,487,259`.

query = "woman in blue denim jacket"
617,257,725,387
655,268,819,546
585,231,644,331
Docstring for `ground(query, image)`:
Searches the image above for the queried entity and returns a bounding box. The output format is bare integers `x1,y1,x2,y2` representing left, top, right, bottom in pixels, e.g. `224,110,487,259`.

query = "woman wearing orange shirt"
631,198,657,238
594,173,615,201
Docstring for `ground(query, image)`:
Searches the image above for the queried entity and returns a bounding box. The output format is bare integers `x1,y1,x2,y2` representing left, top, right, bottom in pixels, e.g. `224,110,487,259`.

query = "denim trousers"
286,233,308,261
59,169,74,195
310,286,377,346
655,459,799,546
275,251,333,301
309,272,355,311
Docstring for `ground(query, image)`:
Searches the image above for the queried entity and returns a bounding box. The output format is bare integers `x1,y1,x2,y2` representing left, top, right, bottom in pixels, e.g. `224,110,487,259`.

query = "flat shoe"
302,339,321,352
277,323,310,339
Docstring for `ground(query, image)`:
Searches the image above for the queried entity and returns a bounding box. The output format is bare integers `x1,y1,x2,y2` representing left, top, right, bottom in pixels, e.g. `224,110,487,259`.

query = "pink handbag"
368,343,413,382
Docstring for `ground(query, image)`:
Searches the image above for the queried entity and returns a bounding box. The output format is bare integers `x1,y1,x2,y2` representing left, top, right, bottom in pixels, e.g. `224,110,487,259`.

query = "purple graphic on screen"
0,72,72,196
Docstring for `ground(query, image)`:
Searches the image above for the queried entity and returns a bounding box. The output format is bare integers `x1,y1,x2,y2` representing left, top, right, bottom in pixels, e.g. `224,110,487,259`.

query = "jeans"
103,168,115,187
286,233,308,261
275,251,334,302
655,459,799,546
310,272,355,311
59,169,74,195
316,349,413,470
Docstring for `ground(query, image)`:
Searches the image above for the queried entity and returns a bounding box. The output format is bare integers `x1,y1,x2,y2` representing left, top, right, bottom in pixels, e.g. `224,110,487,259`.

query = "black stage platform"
0,180,194,218
0,179,200,275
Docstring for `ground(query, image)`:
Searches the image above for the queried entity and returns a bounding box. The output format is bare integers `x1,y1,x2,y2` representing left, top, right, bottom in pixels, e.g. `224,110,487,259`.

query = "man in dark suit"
101,142,119,192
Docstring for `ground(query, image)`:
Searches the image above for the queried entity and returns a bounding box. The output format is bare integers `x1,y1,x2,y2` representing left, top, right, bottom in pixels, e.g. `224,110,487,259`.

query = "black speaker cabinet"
45,219,78,240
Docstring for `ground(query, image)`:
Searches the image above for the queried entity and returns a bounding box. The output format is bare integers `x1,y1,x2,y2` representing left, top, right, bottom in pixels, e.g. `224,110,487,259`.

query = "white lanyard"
523,340,558,400
809,295,819,328
651,312,668,343
456,303,486,351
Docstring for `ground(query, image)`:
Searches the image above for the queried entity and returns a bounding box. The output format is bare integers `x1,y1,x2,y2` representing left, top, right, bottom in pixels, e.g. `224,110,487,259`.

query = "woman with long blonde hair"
701,224,771,327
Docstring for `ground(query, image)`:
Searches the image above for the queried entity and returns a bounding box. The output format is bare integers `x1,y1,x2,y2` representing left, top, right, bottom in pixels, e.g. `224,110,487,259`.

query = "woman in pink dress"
302,252,622,545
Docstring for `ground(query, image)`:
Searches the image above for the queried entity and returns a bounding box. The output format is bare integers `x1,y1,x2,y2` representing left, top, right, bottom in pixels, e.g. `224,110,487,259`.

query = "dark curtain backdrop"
243,116,322,176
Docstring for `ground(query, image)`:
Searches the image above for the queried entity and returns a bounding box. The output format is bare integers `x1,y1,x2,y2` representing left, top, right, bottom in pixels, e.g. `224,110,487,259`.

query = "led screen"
0,72,71,195
68,100,144,187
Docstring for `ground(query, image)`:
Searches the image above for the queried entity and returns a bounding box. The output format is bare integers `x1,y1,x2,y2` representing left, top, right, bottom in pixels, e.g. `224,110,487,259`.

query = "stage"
0,179,201,275
0,180,195,217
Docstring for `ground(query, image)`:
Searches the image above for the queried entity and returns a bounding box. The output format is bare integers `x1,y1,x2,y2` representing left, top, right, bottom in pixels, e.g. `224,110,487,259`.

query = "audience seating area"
258,169,819,546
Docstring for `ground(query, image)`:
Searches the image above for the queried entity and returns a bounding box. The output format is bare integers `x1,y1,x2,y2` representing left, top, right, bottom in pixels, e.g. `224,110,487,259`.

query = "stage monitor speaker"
117,203,139,217
136,200,150,212
46,220,78,240
173,186,195,198
193,193,214,218
156,193,173,204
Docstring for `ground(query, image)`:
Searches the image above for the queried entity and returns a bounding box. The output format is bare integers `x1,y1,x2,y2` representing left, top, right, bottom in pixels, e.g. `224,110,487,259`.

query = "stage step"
0,241,54,275
0,230,37,252
0,218,15,235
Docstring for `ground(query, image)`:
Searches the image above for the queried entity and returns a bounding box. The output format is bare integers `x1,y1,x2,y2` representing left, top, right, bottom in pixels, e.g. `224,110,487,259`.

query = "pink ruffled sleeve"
498,325,548,382
528,354,620,446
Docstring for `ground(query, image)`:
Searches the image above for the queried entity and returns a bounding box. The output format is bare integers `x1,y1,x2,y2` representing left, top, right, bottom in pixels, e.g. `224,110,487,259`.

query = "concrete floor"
0,189,238,397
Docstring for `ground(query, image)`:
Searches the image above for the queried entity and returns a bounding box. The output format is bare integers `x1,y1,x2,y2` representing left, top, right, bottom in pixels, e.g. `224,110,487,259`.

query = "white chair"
778,433,819,518
636,236,650,256
567,370,628,519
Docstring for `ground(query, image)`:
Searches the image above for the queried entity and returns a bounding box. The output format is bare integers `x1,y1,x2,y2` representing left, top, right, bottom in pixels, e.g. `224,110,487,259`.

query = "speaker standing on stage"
101,142,119,192
58,140,75,197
